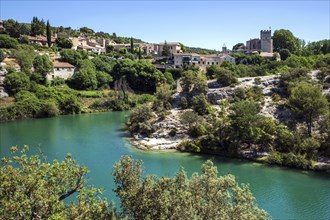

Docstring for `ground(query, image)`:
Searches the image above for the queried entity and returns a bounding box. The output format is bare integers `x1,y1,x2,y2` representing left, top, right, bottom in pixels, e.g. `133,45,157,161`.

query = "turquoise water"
0,112,329,219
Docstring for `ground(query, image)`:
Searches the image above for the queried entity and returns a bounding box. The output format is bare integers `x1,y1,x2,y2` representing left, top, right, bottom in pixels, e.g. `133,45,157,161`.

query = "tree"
0,146,117,219
162,40,171,57
96,71,113,89
232,43,245,51
55,37,73,48
46,20,51,47
279,48,291,60
216,68,238,87
288,82,329,136
273,29,299,54
191,93,211,115
14,46,36,73
68,60,97,90
31,16,46,36
4,72,31,94
127,104,155,136
3,19,21,38
0,34,19,48
113,156,269,220
33,55,53,84
130,37,134,53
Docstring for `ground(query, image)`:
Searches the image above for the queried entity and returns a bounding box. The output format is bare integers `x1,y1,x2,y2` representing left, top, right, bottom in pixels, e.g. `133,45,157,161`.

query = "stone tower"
260,30,273,53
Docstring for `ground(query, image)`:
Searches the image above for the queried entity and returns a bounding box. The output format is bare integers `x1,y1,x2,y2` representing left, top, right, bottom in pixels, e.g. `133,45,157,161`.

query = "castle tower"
222,43,227,54
260,29,273,53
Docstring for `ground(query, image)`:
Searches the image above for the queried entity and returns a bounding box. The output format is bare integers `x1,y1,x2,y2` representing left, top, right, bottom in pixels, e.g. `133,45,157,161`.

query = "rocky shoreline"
129,72,330,172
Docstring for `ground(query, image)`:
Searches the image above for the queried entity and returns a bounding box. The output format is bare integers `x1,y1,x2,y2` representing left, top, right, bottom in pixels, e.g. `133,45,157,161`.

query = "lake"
0,112,329,219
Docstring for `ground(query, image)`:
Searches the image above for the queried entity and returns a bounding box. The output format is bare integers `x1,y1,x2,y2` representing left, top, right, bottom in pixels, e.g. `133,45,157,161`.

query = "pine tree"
46,20,51,47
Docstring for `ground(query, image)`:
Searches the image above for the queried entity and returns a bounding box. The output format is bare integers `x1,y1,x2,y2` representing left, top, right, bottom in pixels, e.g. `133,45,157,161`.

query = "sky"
1,0,329,50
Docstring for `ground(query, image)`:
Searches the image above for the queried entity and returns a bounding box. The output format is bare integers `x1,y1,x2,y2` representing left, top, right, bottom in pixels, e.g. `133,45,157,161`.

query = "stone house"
47,62,75,81
28,35,56,46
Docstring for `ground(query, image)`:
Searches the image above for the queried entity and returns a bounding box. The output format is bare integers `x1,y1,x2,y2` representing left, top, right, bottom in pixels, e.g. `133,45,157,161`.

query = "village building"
152,42,182,57
28,35,56,46
47,62,75,81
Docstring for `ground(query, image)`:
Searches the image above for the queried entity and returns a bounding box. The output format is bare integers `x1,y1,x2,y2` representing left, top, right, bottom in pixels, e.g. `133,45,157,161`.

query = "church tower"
222,43,227,54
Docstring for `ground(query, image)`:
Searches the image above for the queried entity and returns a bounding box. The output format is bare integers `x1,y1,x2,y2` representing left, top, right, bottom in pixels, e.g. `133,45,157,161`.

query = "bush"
180,96,188,109
191,93,210,115
0,34,19,48
216,68,238,86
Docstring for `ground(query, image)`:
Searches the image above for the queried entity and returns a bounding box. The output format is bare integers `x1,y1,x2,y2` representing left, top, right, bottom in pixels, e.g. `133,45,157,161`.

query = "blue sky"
1,0,329,50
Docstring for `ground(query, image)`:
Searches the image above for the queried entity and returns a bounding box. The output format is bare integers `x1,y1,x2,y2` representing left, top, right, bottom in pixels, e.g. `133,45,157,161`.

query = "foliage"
153,84,173,112
288,82,329,136
191,93,211,115
0,146,117,219
127,104,155,136
60,49,88,66
279,49,291,60
216,68,238,87
55,37,73,48
232,43,245,51
33,54,53,84
113,156,269,220
96,71,113,89
68,60,97,90
31,16,46,36
111,59,166,93
4,72,31,95
46,20,52,47
0,34,19,49
180,70,207,94
14,46,36,73
273,29,299,54
162,40,171,57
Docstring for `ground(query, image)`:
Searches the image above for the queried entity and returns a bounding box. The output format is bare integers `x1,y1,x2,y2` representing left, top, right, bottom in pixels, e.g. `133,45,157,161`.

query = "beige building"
153,42,182,57
173,53,235,70
47,62,75,81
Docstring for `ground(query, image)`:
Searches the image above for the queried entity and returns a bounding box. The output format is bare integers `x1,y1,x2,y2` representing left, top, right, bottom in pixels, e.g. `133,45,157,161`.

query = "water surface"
0,112,329,219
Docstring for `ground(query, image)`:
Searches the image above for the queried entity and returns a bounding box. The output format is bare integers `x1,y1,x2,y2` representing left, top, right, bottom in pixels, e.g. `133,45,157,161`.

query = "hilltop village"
0,17,329,171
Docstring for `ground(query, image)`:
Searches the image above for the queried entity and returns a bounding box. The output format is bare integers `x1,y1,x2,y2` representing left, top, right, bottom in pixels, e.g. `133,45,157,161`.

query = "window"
203,62,205,64
207,62,210,65
52,75,54,78
216,62,218,65
56,68,60,71
198,61,200,64
212,62,214,65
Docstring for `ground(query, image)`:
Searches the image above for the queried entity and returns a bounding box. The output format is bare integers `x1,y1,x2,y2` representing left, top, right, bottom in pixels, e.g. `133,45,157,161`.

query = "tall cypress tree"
46,20,51,47
130,37,134,54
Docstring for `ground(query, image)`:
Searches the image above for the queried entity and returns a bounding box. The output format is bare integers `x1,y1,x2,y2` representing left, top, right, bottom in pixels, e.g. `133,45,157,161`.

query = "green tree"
273,29,299,54
4,72,31,94
130,37,134,53
216,68,238,86
3,19,21,38
232,43,245,51
46,20,51,47
96,71,113,89
55,37,73,48
127,104,155,136
113,156,269,220
162,40,171,57
191,93,211,115
68,60,97,90
0,146,117,219
33,55,53,84
288,82,329,136
0,34,19,48
31,16,46,36
14,46,36,73
279,48,291,60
